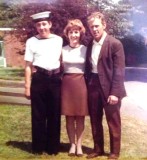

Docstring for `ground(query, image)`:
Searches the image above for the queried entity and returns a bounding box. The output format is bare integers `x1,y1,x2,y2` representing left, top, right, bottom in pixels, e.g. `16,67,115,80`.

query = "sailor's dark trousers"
30,71,61,154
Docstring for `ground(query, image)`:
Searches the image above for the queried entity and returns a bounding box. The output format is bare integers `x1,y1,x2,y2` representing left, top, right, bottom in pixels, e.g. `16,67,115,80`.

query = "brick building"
0,28,25,68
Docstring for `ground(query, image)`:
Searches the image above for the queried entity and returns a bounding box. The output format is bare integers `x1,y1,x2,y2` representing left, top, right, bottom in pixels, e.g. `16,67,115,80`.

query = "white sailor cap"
30,11,51,22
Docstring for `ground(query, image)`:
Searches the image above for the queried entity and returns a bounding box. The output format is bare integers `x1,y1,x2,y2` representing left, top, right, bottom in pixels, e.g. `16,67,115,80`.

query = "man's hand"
107,95,118,105
25,87,31,100
24,61,32,100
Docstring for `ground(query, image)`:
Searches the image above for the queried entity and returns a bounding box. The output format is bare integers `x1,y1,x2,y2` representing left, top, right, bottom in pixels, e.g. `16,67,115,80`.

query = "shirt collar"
93,31,107,46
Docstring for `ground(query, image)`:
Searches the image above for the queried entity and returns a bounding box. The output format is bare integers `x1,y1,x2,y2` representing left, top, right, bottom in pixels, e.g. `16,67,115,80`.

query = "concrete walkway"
121,81,147,121
0,79,30,105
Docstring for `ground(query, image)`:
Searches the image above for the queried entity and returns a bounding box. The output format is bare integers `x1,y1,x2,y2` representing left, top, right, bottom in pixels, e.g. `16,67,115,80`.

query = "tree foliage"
0,2,11,27
86,0,133,38
2,0,133,40
1,0,147,66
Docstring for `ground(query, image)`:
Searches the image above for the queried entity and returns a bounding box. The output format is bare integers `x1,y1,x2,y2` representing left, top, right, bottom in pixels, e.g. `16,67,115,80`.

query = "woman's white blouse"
62,45,87,73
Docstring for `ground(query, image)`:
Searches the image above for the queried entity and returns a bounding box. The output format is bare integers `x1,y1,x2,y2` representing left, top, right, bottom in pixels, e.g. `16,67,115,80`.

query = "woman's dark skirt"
61,73,88,116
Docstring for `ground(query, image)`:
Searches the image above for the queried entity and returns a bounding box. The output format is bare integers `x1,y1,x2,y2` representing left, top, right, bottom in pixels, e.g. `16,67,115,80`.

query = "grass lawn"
0,105,147,160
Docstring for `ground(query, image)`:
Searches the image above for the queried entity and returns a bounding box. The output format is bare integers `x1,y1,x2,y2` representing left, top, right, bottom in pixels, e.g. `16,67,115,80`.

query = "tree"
0,2,11,27
86,0,133,38
120,0,147,66
4,0,133,38
4,0,89,45
2,0,134,55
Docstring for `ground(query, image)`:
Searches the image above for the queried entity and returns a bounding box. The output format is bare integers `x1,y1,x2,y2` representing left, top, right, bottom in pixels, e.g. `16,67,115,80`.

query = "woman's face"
35,20,52,38
68,28,81,45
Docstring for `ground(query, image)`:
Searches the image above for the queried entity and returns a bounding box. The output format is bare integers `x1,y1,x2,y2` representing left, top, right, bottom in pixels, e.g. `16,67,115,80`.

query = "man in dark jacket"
85,12,126,160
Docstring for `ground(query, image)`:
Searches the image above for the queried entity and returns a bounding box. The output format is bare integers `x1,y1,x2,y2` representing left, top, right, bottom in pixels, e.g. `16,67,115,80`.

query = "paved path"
0,80,30,105
121,81,147,121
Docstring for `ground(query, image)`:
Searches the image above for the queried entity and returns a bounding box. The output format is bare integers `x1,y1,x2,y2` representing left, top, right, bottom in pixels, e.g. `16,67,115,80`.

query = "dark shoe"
77,153,83,157
108,154,119,160
32,151,43,155
68,144,76,157
47,151,58,155
86,152,104,159
32,149,43,155
68,153,75,157
76,146,83,157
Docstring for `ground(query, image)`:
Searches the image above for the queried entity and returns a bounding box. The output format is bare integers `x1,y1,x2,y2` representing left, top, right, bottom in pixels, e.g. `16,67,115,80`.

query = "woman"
61,19,88,157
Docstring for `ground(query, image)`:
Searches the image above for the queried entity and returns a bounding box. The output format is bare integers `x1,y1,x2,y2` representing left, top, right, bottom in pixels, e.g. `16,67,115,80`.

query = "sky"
112,0,120,3
129,0,147,35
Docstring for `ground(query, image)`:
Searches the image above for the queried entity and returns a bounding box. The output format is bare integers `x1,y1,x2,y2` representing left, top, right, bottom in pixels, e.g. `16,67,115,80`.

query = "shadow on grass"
6,141,92,154
6,141,32,153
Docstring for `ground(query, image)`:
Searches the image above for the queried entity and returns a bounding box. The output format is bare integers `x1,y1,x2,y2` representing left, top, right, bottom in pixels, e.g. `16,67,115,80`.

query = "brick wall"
3,34,25,68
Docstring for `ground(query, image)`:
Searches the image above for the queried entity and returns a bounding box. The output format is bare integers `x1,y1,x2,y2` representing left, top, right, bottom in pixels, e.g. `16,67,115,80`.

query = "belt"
35,66,60,76
91,72,98,76
90,73,99,79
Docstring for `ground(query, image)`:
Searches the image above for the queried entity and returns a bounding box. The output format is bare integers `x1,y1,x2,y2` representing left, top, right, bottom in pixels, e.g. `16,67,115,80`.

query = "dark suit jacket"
85,34,126,102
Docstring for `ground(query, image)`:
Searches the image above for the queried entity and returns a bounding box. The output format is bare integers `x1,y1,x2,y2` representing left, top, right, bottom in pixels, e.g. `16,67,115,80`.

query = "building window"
0,41,3,57
0,41,6,67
